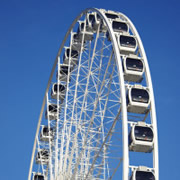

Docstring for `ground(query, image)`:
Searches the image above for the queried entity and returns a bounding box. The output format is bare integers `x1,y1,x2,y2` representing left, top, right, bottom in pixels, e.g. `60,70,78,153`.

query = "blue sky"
0,0,179,179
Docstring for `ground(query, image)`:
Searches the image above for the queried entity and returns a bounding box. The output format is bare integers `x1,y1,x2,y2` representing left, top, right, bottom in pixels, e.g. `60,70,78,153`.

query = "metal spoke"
29,8,159,180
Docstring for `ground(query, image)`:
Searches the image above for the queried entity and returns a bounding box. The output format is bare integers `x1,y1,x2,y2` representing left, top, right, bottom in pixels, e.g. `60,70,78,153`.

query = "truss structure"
28,8,159,180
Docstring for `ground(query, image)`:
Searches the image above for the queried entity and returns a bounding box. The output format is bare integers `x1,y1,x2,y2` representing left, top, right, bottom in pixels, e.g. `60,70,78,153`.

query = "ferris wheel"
28,8,159,180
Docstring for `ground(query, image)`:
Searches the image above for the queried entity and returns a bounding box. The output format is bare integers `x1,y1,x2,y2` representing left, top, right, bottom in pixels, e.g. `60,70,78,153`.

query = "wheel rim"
28,8,159,180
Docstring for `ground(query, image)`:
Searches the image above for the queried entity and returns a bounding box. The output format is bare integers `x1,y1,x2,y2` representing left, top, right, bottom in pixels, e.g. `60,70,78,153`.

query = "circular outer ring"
28,8,159,180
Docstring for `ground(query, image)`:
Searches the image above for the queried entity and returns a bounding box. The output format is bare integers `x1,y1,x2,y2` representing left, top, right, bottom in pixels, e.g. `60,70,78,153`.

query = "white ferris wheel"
28,8,159,180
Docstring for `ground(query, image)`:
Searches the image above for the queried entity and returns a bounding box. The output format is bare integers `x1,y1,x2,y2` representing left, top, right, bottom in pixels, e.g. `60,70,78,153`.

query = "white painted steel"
28,11,84,180
28,8,159,180
94,9,129,180
119,12,159,180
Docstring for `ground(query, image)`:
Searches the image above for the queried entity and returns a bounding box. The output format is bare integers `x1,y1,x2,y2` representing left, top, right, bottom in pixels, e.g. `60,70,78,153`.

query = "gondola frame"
122,55,144,82
86,12,96,33
100,9,120,20
56,64,72,82
45,103,58,120
111,19,129,34
130,166,155,180
71,32,84,51
40,125,54,142
32,172,45,180
51,83,66,102
35,149,49,165
91,11,107,32
127,85,150,114
106,20,129,41
77,20,94,41
63,46,79,67
117,34,137,54
129,123,154,153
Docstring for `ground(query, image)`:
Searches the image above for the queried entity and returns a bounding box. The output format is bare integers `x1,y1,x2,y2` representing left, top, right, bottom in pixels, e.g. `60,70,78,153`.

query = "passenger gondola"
127,85,150,114
71,32,84,51
106,19,129,41
86,12,96,32
45,103,58,120
51,83,66,101
63,47,79,66
104,11,119,19
35,149,49,165
56,64,72,82
122,55,144,82
33,173,44,180
100,9,119,20
112,20,128,33
91,12,101,31
40,126,54,142
129,122,154,153
91,12,107,32
130,166,155,180
77,21,94,41
118,34,137,54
